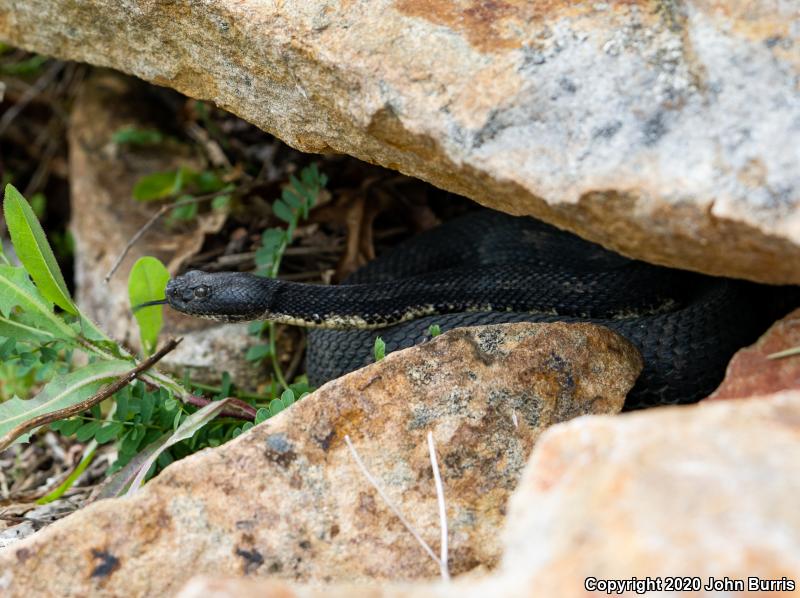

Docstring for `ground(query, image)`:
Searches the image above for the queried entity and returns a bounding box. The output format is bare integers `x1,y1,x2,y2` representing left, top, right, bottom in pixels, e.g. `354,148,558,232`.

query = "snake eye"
193,285,210,299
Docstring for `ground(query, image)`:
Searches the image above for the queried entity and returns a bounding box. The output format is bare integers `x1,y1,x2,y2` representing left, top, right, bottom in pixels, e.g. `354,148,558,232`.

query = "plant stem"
268,322,288,390
188,380,272,402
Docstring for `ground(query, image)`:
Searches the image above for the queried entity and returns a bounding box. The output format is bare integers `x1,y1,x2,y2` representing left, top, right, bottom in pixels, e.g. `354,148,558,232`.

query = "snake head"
166,270,274,322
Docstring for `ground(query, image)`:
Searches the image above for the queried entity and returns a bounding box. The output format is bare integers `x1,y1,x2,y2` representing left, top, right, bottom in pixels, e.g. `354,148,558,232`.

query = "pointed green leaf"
0,359,133,445
3,184,76,315
0,265,75,340
128,257,170,356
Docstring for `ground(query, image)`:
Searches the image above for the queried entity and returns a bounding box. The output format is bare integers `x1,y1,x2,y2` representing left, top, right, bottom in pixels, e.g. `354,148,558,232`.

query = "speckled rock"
708,307,800,400
2,0,799,283
175,391,800,598
0,322,640,597
69,71,262,386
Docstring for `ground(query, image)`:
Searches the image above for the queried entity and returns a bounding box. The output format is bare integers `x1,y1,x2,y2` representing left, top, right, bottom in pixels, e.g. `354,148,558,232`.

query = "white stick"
344,435,441,569
427,431,450,581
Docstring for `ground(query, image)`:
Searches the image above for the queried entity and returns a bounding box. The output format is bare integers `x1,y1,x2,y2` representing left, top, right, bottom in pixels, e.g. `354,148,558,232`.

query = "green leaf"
126,398,235,494
220,371,232,397
120,426,144,454
211,194,231,211
0,315,57,343
58,418,83,437
428,324,441,337
0,265,75,340
75,420,102,442
140,392,155,423
0,337,16,359
268,398,284,416
194,171,225,193
0,55,47,76
3,184,77,315
128,257,170,356
280,388,295,405
0,237,10,266
272,200,294,223
254,408,269,425
245,343,271,362
115,390,130,421
95,422,124,444
132,169,186,202
0,359,132,445
169,201,198,221
260,229,285,253
374,336,386,361
281,188,302,209
112,127,165,146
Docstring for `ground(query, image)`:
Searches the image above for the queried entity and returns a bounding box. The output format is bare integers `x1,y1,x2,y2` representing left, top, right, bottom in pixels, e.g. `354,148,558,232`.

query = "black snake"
162,210,795,409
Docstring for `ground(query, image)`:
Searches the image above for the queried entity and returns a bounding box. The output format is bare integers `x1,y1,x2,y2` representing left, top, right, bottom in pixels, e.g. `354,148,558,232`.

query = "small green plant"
373,336,386,361
0,184,245,498
131,165,232,222
247,164,328,389
428,324,441,337
0,54,47,76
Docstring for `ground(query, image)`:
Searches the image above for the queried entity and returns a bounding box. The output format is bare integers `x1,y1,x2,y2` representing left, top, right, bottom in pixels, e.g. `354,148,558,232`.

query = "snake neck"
171,265,695,329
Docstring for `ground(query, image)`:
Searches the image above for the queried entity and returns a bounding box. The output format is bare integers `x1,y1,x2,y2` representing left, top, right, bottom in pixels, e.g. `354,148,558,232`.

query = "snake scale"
164,209,795,409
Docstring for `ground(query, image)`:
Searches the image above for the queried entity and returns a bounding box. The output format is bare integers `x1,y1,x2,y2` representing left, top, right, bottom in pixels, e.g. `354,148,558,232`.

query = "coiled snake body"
165,210,793,409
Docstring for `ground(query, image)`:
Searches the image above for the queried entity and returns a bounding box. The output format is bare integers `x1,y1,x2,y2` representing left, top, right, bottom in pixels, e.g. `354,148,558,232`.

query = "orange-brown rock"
708,307,800,400
176,391,800,598
0,322,640,597
2,1,798,283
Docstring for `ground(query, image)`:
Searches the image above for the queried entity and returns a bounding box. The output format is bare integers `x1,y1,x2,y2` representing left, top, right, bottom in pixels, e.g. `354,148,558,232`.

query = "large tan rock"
176,391,800,598
0,322,639,597
1,1,798,283
499,389,800,595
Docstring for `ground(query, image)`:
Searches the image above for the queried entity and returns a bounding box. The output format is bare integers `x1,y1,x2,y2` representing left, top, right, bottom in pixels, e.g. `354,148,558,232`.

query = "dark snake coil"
165,210,796,409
